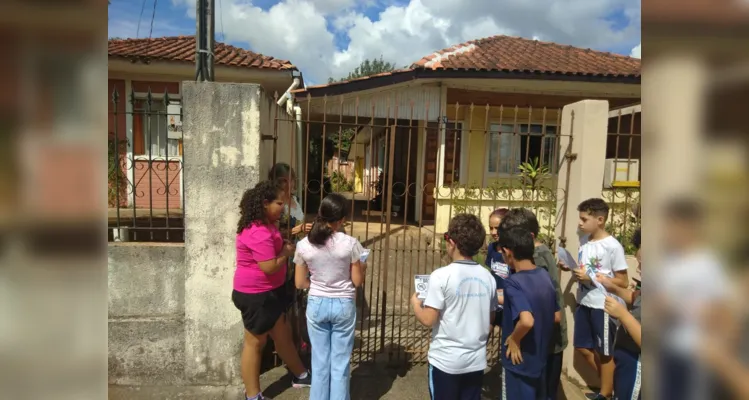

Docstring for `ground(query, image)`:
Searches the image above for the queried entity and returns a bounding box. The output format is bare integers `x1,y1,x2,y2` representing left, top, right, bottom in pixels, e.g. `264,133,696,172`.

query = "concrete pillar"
182,82,263,385
555,99,610,387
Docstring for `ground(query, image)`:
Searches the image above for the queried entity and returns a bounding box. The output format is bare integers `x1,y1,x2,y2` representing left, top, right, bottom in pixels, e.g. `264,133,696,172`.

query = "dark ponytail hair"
308,193,348,246
269,163,294,181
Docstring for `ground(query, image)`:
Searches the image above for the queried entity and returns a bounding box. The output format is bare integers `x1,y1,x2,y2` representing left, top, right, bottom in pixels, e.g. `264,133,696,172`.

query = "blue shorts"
428,364,483,400
614,347,642,400
573,304,617,356
501,369,544,400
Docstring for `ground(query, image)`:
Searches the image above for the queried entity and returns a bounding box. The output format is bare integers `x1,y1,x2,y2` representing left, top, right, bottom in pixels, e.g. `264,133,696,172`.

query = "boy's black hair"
664,197,703,223
498,208,540,237
577,198,610,220
496,227,535,261
236,179,286,233
447,214,486,258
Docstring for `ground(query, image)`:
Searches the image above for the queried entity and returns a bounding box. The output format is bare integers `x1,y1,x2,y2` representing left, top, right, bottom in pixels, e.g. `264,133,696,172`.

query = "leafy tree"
328,56,398,83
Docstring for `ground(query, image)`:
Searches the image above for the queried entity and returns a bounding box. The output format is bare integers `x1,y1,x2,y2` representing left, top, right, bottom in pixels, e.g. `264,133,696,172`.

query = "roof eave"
107,55,298,72
294,68,641,98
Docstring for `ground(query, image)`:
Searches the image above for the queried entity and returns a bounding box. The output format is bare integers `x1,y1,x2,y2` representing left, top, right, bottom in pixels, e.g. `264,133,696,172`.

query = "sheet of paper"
360,249,370,263
415,275,430,300
557,246,578,270
586,267,608,293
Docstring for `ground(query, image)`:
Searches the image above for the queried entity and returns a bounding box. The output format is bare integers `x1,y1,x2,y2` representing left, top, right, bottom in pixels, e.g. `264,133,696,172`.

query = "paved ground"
109,364,588,400
258,364,589,400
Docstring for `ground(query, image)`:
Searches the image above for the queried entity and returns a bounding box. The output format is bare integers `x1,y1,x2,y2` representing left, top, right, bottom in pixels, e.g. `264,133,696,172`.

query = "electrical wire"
218,0,225,41
148,0,159,40
136,0,148,38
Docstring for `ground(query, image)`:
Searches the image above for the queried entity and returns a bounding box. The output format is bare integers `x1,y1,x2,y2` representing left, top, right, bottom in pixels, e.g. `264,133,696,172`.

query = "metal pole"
207,0,215,81
195,0,204,81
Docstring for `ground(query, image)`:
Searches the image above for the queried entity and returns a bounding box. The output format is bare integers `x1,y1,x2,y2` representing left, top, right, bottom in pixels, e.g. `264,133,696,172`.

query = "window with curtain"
133,99,182,157
486,123,558,174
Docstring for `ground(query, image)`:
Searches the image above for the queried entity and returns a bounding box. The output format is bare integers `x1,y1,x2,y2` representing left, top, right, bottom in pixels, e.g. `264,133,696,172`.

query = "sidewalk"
108,364,590,400
260,364,589,400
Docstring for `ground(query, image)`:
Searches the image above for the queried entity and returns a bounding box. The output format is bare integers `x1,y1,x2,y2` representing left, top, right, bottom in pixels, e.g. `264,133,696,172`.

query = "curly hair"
236,179,286,234
447,214,486,257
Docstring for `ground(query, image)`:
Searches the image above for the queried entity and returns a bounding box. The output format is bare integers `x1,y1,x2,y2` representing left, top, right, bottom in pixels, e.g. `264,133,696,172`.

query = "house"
291,34,641,232
108,36,302,216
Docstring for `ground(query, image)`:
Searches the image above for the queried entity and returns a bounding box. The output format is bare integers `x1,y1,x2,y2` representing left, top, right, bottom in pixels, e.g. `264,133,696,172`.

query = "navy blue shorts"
614,347,642,400
501,369,544,400
573,304,617,356
428,364,483,400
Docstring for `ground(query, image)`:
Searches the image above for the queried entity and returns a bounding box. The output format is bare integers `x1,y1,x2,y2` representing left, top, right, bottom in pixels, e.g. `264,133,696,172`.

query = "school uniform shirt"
424,260,498,375
500,267,559,378
576,235,629,309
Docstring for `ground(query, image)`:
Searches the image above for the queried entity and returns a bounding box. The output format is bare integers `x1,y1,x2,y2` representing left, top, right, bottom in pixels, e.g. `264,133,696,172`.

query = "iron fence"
270,93,590,367
108,86,184,242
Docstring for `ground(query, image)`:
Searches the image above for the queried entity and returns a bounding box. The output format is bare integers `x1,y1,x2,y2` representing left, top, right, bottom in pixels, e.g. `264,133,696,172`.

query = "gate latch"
564,152,578,161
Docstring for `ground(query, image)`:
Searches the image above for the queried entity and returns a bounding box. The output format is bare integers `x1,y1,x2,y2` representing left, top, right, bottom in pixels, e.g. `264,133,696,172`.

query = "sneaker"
245,393,272,400
291,370,312,388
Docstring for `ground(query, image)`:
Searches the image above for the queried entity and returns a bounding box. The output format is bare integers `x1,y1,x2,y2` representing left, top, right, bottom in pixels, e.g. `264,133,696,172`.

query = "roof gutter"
295,68,641,98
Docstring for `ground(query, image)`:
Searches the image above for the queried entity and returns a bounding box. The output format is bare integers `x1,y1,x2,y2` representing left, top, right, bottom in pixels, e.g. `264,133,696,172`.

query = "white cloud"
630,42,641,58
166,0,641,84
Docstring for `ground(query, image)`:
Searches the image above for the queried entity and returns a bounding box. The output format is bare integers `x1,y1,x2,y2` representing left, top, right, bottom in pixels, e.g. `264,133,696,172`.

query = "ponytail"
308,193,348,246
308,215,334,246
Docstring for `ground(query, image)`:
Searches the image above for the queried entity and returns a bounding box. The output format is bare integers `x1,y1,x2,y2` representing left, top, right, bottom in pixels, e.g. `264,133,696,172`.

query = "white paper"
360,249,370,263
557,246,578,270
415,275,430,300
586,267,608,293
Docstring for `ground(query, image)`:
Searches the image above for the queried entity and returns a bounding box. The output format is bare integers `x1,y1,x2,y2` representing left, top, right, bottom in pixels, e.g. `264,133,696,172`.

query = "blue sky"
109,0,641,85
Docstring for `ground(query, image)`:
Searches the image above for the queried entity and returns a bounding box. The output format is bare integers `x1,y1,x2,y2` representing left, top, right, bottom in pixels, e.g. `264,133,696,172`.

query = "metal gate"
268,93,573,367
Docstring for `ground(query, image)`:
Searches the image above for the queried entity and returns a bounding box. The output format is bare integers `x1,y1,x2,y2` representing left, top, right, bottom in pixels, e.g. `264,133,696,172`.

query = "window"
486,124,557,174
133,98,182,157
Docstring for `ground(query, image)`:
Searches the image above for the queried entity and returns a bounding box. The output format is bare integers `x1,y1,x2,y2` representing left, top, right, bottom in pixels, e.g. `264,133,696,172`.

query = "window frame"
131,92,183,161
483,122,559,179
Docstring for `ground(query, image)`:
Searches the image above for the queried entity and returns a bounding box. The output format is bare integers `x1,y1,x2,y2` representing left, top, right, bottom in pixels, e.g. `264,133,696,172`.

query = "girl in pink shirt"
231,179,311,400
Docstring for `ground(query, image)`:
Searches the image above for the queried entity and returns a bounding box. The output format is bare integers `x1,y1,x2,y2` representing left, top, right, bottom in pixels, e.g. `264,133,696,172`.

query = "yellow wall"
446,104,562,187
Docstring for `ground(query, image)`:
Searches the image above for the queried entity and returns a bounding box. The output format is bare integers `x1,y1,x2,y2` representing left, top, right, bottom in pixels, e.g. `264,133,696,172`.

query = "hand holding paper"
556,246,577,271
360,249,370,263
414,275,430,300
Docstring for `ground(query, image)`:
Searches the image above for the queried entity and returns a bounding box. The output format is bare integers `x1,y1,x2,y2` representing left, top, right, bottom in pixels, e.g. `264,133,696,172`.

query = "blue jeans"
306,295,356,400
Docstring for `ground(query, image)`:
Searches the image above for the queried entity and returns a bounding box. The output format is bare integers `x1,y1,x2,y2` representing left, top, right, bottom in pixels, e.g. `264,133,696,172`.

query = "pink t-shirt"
293,232,363,298
234,223,286,294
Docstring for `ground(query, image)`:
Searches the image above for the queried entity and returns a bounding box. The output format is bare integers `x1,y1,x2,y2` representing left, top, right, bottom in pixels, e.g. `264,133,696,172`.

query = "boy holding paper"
567,198,630,400
410,214,498,400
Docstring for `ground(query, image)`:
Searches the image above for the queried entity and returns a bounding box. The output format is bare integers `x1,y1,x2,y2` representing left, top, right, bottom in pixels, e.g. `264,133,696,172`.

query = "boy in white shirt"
562,198,629,400
410,214,498,400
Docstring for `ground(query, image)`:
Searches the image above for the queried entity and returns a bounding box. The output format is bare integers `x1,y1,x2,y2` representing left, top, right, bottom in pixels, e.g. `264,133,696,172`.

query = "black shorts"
232,285,291,335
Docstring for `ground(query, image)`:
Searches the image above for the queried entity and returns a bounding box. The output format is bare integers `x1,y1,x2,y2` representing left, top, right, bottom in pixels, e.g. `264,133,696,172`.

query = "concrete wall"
108,243,186,386
108,82,267,396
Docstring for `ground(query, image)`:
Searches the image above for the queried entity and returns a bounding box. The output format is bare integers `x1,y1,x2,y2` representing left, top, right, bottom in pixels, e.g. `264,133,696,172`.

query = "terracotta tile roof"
108,36,295,70
411,35,640,78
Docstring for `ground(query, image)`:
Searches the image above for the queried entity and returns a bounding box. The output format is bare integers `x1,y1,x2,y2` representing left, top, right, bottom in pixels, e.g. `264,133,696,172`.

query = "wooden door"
422,121,461,222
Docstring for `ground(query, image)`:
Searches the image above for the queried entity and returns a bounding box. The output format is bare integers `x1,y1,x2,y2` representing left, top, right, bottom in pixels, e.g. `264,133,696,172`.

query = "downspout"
294,103,304,196
277,76,300,107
